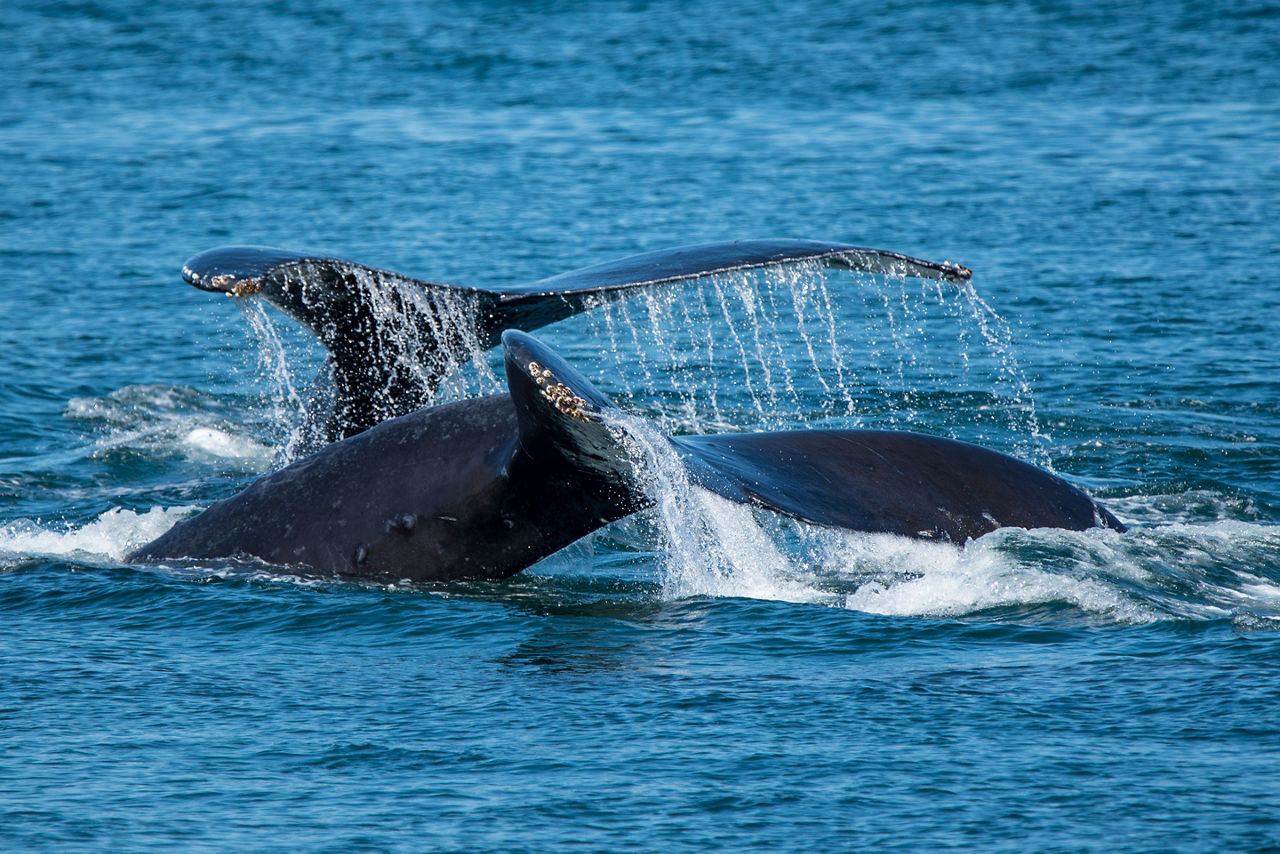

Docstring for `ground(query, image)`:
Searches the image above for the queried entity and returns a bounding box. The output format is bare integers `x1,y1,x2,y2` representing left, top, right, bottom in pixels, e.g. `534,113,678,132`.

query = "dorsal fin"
184,240,972,442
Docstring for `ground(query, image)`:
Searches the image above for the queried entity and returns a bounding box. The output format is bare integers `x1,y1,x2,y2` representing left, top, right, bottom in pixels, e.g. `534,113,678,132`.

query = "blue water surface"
3,1,1280,850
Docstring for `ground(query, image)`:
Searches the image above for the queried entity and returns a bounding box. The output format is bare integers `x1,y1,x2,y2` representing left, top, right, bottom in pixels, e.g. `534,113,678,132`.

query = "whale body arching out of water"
129,240,1122,580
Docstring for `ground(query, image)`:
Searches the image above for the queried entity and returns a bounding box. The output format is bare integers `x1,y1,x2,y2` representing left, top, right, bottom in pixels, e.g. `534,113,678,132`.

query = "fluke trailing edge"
182,240,973,441
129,331,1123,582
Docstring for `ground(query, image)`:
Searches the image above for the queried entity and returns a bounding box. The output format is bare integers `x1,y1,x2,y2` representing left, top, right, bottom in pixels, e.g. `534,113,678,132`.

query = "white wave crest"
182,426,269,460
66,384,274,466
834,529,1159,623
0,506,195,564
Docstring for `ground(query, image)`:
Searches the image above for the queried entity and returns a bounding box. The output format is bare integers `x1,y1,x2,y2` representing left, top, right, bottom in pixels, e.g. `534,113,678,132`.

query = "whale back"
128,335,647,582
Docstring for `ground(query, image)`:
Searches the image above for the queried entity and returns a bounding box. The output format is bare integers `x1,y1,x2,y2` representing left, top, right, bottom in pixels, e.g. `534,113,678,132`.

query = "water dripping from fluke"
220,243,1039,465
604,408,828,605
207,245,1140,616
577,263,1046,458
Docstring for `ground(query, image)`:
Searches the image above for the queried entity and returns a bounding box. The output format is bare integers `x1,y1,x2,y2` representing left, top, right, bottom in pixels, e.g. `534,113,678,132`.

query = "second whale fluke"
181,239,973,442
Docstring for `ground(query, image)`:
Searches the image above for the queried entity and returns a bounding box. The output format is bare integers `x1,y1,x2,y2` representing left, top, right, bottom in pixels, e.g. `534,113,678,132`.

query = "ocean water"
3,0,1280,849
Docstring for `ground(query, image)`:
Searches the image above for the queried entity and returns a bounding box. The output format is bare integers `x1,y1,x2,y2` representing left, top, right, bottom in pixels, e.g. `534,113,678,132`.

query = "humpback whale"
129,330,1123,581
181,240,973,442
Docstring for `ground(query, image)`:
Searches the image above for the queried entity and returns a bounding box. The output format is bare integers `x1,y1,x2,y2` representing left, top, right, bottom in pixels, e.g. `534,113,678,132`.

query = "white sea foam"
0,506,196,564
183,426,267,459
834,529,1160,623
602,405,1280,623
606,410,827,604
66,384,274,466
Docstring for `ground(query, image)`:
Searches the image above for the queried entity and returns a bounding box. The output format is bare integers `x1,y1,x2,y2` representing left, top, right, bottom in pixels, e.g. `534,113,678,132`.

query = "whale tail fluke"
183,240,972,441
672,431,1125,543
183,245,496,442
491,238,971,330
498,331,1124,545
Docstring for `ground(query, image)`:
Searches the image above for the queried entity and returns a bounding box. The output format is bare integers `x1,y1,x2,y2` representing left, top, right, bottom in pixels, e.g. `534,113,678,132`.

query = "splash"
597,401,1280,625
834,521,1280,625
0,506,196,566
575,264,1047,463
831,528,1159,624
604,408,826,604
65,384,274,466
602,400,1139,618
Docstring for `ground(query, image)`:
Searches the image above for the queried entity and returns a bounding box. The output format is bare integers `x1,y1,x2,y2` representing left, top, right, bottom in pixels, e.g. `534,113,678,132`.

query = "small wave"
808,521,1280,624
66,383,221,423
182,426,269,460
833,528,1160,624
1107,489,1267,526
0,506,196,565
66,384,274,466
631,511,1280,626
